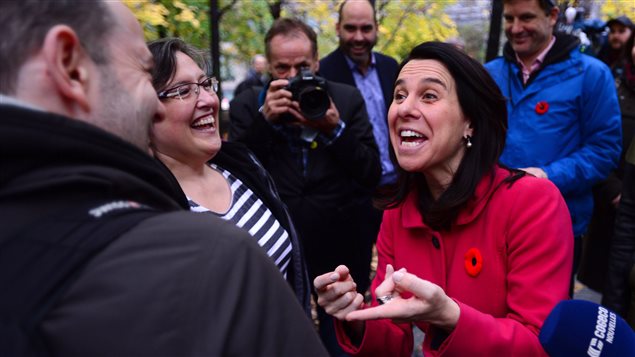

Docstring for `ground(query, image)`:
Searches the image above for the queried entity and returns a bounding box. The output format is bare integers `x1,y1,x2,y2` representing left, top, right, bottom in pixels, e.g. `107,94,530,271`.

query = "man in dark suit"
319,0,399,187
229,17,380,355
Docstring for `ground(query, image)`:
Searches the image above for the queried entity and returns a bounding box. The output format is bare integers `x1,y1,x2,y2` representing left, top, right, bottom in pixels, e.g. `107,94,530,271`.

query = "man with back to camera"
319,0,399,189
484,0,621,293
0,1,327,355
229,17,381,355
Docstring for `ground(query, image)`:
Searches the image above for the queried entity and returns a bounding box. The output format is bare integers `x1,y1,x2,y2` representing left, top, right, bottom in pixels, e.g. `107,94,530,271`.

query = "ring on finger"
377,294,393,305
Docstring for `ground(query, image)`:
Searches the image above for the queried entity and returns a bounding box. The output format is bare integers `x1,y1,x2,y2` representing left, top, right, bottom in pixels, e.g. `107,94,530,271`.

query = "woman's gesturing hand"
314,265,364,320
346,265,461,332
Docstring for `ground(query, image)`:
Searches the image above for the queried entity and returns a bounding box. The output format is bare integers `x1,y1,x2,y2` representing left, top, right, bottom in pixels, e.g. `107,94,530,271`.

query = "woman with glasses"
147,38,311,316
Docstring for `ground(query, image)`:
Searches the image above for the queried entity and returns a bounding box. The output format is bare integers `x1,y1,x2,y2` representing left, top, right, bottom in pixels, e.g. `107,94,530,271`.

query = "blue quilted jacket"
485,34,622,236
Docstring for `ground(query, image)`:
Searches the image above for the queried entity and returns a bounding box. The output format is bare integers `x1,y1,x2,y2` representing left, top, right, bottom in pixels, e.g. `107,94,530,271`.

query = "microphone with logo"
539,300,635,357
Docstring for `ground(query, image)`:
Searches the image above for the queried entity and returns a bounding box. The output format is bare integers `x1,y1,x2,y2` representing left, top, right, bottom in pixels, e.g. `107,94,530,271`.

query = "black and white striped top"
188,163,292,277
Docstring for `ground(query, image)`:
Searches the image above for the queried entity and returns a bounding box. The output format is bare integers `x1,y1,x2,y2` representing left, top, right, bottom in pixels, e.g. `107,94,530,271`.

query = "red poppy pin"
464,247,483,277
535,101,549,115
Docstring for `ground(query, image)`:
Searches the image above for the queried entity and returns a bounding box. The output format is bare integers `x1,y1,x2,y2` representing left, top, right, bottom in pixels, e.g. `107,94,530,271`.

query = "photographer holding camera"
264,66,337,133
230,17,381,355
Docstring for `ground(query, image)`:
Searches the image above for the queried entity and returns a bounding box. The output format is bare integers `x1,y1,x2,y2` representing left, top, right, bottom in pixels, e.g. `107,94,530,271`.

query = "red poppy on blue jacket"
535,101,549,115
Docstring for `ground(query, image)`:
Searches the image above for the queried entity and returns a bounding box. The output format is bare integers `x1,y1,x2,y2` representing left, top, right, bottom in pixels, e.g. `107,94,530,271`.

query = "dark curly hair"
147,37,210,93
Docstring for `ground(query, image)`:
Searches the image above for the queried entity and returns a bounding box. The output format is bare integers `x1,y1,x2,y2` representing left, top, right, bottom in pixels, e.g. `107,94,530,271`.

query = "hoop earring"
465,135,472,149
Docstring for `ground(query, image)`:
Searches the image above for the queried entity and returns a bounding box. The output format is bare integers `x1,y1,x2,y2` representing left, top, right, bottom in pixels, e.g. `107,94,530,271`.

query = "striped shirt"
188,164,292,277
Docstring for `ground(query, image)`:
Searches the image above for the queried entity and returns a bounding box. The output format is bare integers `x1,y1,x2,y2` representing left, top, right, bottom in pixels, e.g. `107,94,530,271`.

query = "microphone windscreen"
539,300,635,357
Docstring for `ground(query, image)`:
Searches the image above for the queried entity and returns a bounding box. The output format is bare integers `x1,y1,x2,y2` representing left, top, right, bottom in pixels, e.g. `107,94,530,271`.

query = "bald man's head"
336,0,378,67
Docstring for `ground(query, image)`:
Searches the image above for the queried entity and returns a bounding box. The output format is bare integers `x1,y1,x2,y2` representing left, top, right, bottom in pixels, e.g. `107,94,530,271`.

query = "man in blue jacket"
484,0,621,289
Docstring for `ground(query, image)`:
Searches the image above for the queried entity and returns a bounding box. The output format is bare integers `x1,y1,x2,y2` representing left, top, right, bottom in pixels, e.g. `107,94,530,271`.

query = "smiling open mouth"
400,129,426,147
191,115,215,131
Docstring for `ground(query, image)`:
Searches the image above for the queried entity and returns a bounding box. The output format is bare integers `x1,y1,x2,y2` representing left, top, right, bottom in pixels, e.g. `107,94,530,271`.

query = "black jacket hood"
0,104,188,210
502,33,580,86
503,32,580,66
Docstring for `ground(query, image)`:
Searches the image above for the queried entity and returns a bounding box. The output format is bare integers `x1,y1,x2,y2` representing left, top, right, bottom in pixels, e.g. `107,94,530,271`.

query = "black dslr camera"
285,68,330,120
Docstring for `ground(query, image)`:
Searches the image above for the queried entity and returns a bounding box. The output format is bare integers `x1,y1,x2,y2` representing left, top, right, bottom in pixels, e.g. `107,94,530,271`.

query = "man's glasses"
158,77,219,101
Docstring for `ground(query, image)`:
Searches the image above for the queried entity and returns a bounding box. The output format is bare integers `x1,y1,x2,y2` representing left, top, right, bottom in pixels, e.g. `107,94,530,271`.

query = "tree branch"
219,0,239,19
267,0,283,19
376,0,389,25
380,2,416,52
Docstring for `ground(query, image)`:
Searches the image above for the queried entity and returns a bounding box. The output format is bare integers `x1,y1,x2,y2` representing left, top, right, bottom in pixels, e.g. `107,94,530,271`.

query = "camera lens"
298,86,330,120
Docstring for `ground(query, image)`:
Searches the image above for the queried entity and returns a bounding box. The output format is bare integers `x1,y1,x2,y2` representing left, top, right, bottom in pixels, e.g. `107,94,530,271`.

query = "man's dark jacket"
0,104,327,356
319,48,399,114
603,140,635,327
228,82,381,294
234,70,266,97
579,62,635,291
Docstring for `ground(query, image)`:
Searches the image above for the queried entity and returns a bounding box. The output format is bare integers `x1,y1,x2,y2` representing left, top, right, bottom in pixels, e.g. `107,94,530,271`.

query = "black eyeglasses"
158,77,219,101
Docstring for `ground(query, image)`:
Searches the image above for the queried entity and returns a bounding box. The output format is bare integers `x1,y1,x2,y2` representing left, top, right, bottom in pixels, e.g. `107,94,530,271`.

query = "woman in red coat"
314,42,573,356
